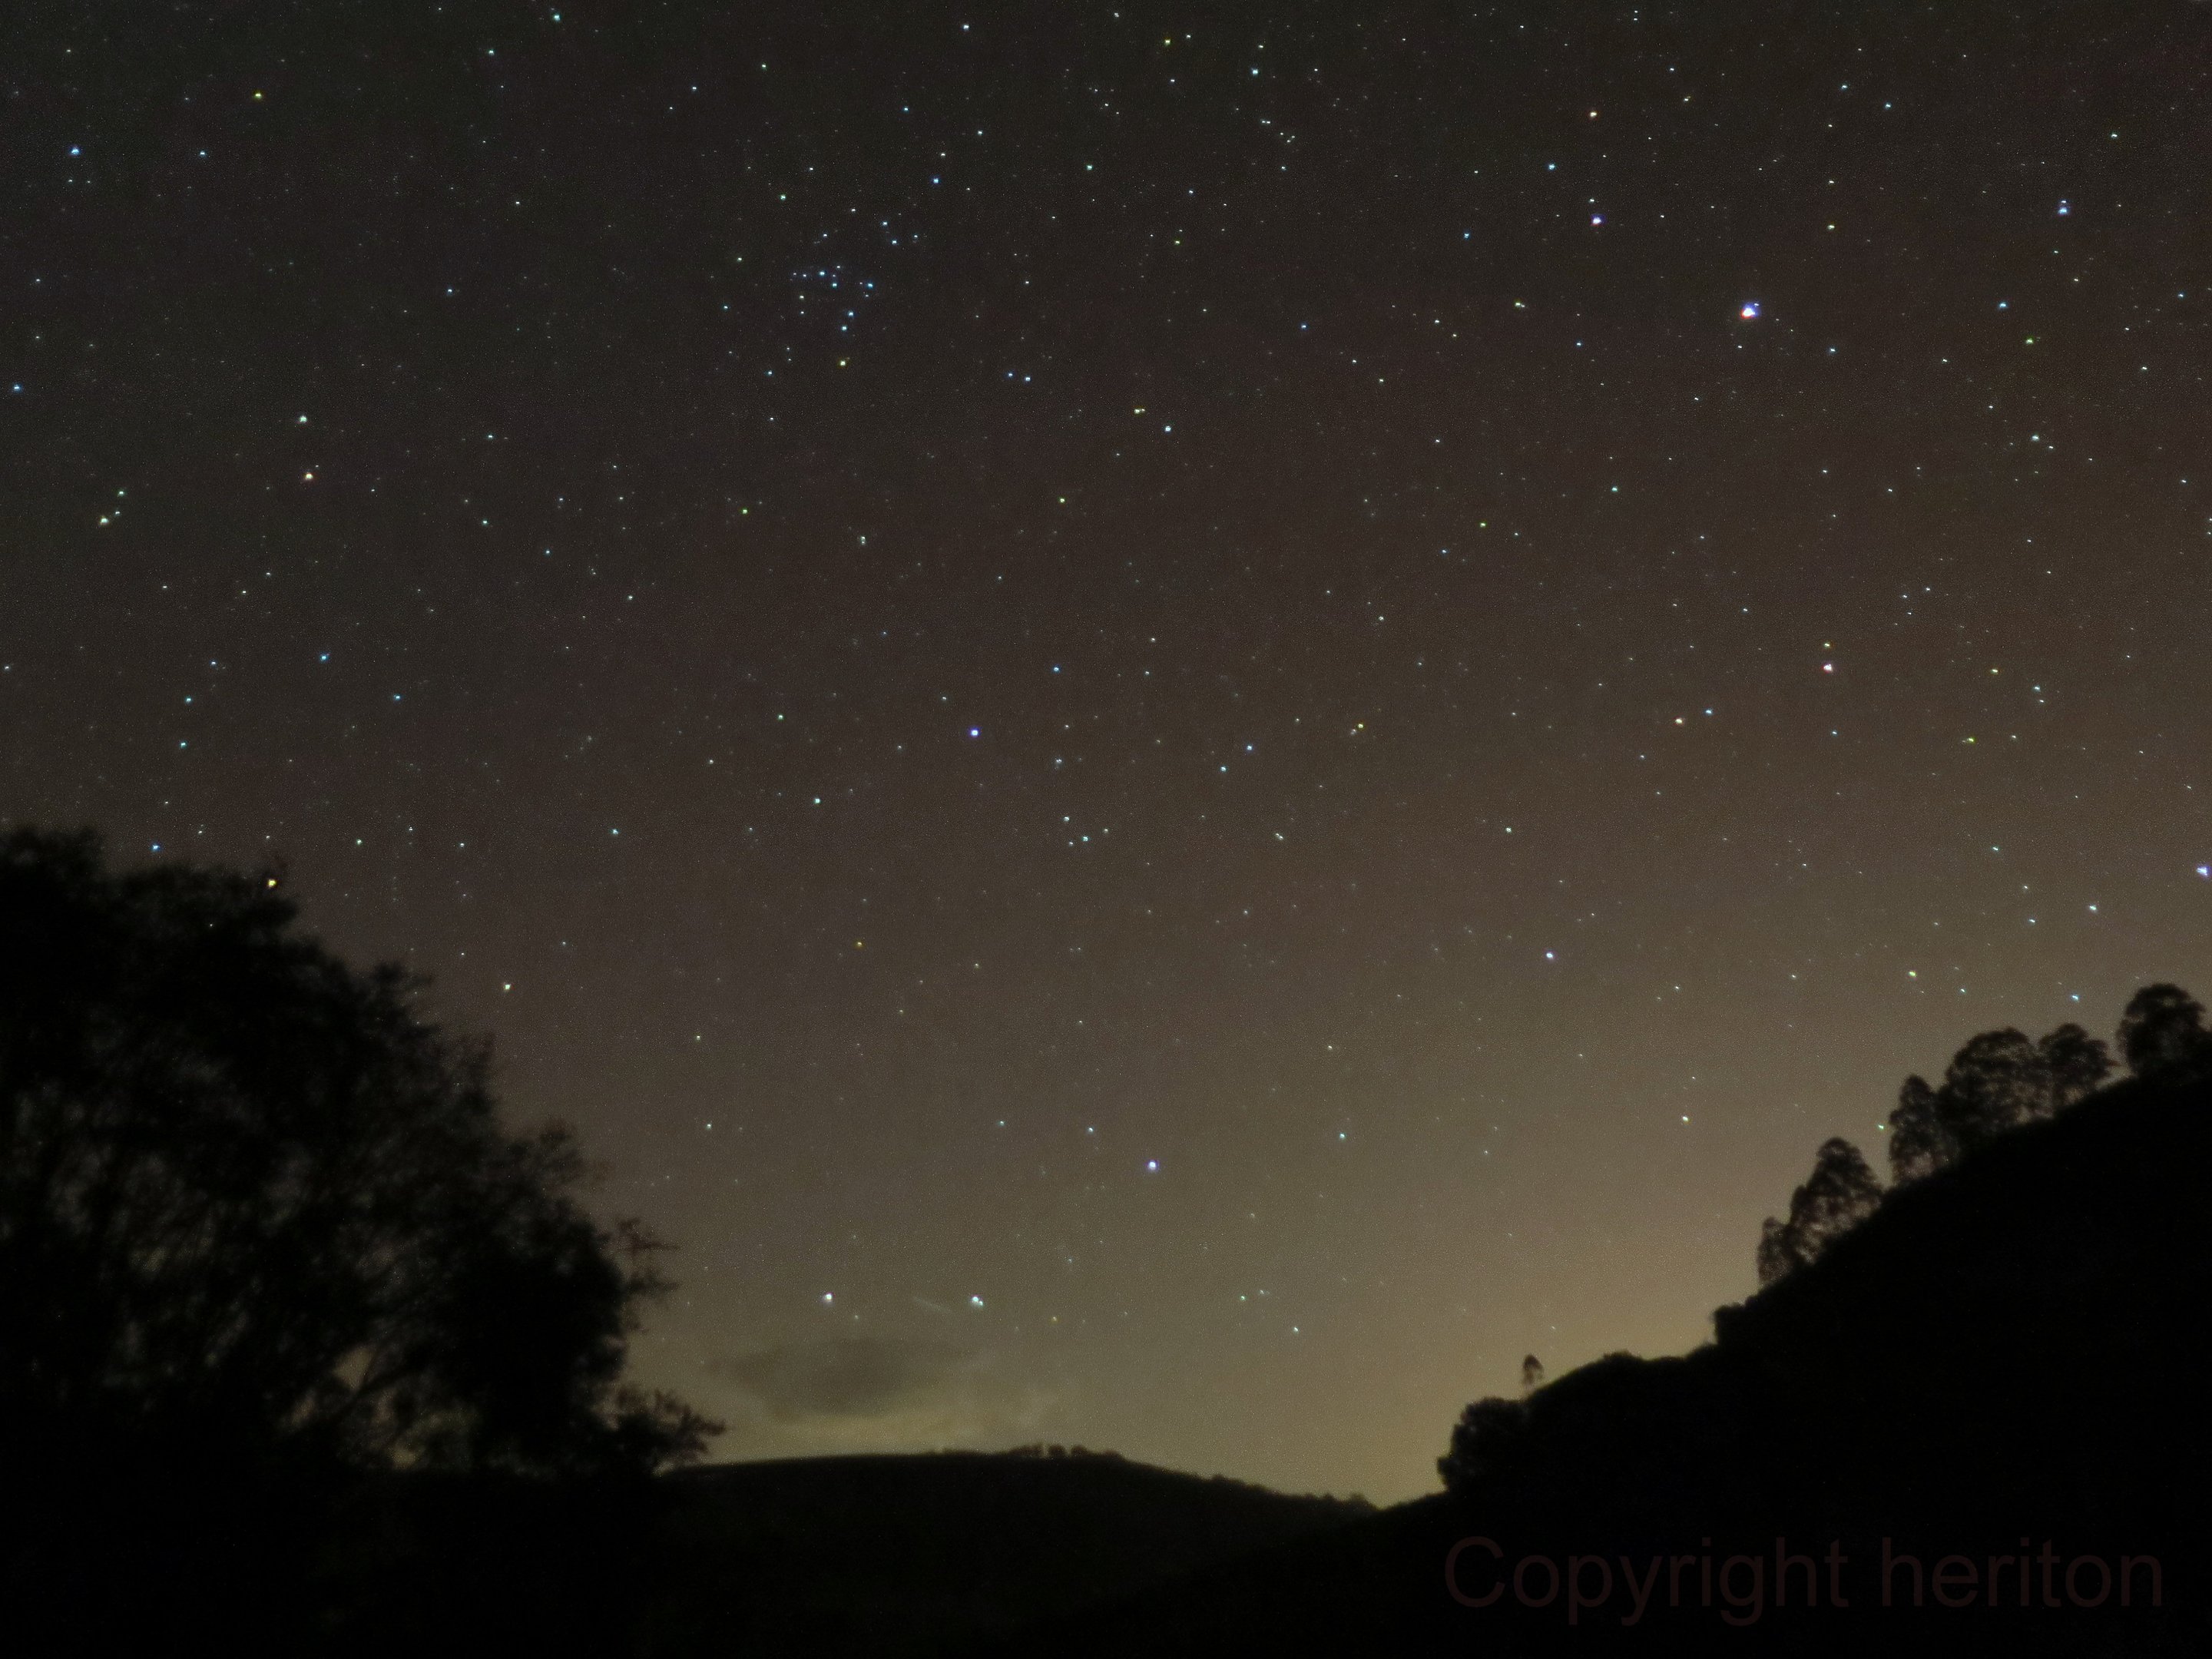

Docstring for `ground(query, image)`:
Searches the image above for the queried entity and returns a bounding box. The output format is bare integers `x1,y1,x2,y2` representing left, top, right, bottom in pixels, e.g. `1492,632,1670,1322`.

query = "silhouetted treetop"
1887,1017,2113,1184
2118,982,2212,1081
2038,1021,2113,1109
1438,1395,1530,1495
1748,990,2199,1293
0,828,715,1480
1757,1135,1881,1286
1754,1001,2152,1289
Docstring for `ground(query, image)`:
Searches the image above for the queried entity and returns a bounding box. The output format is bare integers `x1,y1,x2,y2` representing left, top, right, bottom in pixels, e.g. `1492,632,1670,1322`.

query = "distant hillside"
635,1449,1370,1657
1002,1073,2212,1656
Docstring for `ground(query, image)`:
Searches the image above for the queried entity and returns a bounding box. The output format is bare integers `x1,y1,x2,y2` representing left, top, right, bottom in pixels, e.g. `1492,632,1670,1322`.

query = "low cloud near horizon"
702,1336,1063,1457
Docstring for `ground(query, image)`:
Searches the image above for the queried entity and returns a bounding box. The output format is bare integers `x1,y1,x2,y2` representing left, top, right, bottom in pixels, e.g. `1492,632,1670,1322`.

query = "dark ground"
15,1072,2207,1657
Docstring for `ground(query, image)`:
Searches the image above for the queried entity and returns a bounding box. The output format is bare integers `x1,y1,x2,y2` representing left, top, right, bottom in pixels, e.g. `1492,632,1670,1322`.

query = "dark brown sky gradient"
5,0,2210,1499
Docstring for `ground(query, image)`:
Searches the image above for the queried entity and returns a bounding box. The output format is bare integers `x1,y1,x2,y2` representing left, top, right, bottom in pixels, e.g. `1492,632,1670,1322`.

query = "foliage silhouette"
2117,982,2212,1080
0,828,715,1647
1888,1018,2111,1184
1763,1015,2118,1282
2038,1019,2114,1108
1755,1135,1881,1286
1437,1394,1533,1494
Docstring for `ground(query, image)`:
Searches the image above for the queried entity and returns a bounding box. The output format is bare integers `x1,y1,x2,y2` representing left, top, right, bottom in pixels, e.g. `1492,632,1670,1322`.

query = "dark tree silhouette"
1887,1073,1952,1184
1519,1354,1544,1393
1884,1070,1955,1185
1438,1395,1530,1495
1774,1018,2119,1280
0,828,716,1482
1886,1018,2114,1184
2038,1020,2114,1109
1940,1028,2053,1146
1756,1136,1882,1286
2117,982,2211,1080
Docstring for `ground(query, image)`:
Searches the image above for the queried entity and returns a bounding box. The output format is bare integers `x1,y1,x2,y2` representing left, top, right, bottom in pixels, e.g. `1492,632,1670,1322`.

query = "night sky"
5,2,2210,1502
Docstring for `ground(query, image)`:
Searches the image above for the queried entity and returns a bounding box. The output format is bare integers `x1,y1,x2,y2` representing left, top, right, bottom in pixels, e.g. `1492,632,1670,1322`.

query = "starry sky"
5,1,2211,1503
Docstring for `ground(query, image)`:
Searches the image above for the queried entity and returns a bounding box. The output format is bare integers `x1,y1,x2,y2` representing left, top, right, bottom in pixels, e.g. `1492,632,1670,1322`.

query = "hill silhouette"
995,1068,2211,1656
295,1448,1365,1657
628,1449,1368,1656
